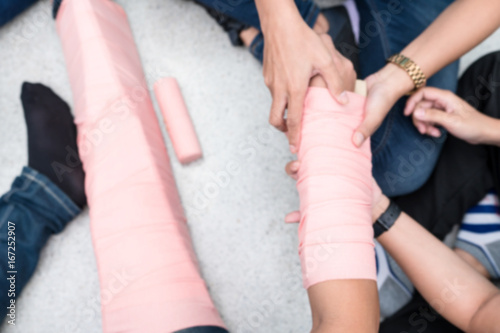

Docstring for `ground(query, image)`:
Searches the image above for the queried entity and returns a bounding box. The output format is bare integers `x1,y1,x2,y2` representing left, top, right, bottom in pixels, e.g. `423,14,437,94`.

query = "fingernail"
353,132,365,147
339,91,349,104
290,161,300,172
289,145,297,153
415,108,425,119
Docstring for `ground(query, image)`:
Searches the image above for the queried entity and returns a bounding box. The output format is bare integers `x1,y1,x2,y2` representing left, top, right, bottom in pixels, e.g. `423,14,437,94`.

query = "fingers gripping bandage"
296,88,376,289
56,0,225,332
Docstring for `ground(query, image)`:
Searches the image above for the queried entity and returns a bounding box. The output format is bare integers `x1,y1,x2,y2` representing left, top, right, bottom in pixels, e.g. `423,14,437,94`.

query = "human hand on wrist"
261,11,356,152
352,63,414,147
405,87,497,145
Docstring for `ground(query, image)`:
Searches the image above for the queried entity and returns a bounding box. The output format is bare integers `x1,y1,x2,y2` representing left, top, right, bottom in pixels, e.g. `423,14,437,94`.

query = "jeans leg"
0,167,80,320
194,0,320,62
193,0,319,31
0,0,39,27
392,52,500,239
355,0,458,196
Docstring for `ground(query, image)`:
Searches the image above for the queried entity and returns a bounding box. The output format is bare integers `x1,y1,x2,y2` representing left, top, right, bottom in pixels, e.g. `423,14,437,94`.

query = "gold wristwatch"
387,54,426,94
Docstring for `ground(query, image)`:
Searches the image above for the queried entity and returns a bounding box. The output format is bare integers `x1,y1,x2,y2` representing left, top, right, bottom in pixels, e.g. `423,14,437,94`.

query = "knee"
376,164,432,197
373,136,445,197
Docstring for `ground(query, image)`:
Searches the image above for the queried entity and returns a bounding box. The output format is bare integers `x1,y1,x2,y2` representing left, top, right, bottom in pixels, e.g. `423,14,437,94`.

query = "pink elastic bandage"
154,78,203,164
56,0,224,331
295,88,376,289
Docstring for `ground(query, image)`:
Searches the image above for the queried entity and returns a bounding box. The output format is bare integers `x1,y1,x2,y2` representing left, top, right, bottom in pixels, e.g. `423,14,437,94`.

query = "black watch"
373,200,401,238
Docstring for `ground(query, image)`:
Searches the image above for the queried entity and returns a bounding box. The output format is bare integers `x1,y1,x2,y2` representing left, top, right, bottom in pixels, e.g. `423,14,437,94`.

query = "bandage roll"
154,78,203,164
297,87,376,289
56,0,225,332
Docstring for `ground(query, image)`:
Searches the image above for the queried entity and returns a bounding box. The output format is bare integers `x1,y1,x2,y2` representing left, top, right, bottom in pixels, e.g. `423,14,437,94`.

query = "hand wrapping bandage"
296,88,376,289
56,0,224,332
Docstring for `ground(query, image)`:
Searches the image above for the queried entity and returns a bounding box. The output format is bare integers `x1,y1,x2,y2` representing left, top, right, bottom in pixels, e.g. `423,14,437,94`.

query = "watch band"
387,54,426,94
373,200,402,238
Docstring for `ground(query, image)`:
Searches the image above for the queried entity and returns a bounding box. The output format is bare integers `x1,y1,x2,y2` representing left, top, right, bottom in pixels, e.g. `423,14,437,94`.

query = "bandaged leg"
296,88,376,288
56,0,225,332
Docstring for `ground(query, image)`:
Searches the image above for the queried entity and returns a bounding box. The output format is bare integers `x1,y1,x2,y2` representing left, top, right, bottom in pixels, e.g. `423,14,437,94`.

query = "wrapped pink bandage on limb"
56,0,224,332
154,78,203,164
296,87,376,289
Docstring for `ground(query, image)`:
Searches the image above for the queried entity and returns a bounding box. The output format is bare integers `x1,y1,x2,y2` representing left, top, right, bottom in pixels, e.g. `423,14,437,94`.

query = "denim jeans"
0,0,39,27
355,0,459,196
193,0,321,62
0,167,80,320
199,0,458,196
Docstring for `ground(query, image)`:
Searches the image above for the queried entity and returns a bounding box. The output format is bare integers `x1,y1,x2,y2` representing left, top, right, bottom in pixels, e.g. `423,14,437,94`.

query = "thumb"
353,82,394,147
353,109,384,147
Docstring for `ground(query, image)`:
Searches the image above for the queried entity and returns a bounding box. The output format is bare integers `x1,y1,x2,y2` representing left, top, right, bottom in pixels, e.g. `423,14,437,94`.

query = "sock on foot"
455,190,500,279
375,240,414,318
21,82,86,208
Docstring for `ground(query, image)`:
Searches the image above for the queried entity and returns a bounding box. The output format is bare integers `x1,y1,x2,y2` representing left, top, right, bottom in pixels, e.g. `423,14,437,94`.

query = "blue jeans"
0,167,81,320
356,0,459,196
199,0,458,196
193,0,320,62
0,0,39,27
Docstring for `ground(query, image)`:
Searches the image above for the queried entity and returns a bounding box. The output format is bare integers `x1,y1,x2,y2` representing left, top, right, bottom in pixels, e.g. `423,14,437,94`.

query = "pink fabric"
154,78,203,164
296,87,376,289
56,0,225,332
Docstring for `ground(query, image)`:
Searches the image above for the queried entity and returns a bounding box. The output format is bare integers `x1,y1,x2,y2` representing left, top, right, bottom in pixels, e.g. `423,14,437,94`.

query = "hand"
352,64,414,147
284,160,389,223
404,87,496,145
262,13,356,152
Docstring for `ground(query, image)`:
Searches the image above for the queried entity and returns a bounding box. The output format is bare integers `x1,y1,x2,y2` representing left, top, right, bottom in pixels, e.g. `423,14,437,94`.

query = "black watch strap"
373,200,401,238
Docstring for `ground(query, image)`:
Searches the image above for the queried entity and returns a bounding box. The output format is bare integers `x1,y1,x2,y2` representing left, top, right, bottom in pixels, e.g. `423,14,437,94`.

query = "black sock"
53,0,63,19
21,82,86,208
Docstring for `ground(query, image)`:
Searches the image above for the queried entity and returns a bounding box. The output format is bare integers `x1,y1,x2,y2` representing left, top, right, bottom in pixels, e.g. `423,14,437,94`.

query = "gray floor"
0,1,499,332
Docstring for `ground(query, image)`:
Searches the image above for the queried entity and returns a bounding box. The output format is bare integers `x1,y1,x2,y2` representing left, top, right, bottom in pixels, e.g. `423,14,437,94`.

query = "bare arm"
401,0,500,79
253,0,354,150
308,280,379,333
354,0,500,147
377,204,500,332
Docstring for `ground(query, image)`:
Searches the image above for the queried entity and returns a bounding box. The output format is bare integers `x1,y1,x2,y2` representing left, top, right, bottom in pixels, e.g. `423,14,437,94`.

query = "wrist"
376,63,416,96
257,0,303,34
372,195,390,224
480,117,500,146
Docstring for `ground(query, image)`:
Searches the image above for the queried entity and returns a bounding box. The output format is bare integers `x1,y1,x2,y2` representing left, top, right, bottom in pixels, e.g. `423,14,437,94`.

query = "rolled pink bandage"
154,78,203,164
57,0,224,332
297,87,375,289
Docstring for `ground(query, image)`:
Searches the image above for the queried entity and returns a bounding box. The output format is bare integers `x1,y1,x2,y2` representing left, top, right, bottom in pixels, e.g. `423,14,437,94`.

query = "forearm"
254,0,304,32
401,0,500,78
377,211,499,331
480,117,500,146
308,280,379,333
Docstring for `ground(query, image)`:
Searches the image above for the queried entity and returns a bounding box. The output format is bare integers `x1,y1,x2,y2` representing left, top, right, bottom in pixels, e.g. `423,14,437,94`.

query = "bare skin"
353,0,500,147
254,0,353,152
286,162,500,331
